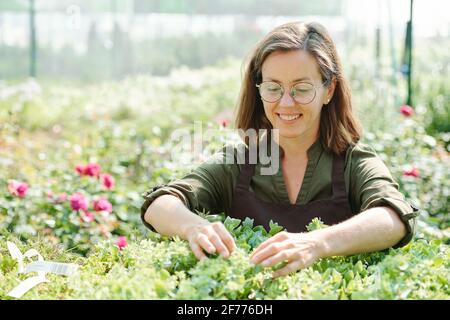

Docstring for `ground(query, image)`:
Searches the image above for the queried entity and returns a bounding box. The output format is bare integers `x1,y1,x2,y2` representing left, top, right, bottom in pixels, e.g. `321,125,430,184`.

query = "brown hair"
234,21,362,155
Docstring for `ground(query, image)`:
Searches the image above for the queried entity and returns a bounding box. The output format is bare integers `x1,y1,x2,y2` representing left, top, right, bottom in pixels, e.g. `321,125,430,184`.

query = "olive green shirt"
141,138,419,248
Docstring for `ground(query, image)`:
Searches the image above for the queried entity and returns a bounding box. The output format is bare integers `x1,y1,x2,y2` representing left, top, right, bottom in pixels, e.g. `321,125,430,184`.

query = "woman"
141,21,419,278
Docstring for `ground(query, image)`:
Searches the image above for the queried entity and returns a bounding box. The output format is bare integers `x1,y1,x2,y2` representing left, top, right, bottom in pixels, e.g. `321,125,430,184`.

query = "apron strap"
235,146,256,191
236,163,255,191
331,154,347,199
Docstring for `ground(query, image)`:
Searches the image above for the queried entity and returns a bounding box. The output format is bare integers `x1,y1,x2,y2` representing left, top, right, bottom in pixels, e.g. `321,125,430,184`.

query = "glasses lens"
259,82,282,102
292,82,315,104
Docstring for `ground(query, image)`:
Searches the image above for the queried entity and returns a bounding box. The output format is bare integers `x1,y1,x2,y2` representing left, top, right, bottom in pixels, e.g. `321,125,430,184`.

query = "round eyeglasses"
256,81,326,104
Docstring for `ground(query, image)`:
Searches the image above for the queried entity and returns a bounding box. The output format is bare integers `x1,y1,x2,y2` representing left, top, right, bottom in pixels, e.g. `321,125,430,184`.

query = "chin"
277,128,305,139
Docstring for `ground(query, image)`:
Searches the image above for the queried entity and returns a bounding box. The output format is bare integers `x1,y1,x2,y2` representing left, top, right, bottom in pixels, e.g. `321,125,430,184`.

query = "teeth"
279,114,300,121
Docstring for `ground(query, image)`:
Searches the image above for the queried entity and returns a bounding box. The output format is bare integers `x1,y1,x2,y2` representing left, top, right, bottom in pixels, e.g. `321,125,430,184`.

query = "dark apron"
229,150,355,232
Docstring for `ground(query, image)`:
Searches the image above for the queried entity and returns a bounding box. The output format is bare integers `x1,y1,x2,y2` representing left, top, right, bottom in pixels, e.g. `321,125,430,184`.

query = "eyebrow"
264,77,312,82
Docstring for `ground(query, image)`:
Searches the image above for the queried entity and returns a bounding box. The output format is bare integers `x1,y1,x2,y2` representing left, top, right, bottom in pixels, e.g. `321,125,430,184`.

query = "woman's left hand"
249,231,326,278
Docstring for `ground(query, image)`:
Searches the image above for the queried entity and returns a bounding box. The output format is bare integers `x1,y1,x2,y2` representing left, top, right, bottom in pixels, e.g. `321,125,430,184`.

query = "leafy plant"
0,217,448,300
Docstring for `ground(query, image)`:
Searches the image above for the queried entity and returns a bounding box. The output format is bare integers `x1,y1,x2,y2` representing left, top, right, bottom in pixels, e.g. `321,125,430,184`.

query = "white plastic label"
6,241,79,299
7,275,48,299
25,261,78,276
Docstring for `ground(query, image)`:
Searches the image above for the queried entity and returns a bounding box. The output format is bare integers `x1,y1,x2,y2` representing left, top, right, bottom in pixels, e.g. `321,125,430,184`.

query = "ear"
325,77,337,103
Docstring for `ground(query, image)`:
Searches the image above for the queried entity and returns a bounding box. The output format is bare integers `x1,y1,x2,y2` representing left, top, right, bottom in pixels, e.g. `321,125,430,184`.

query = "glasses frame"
256,80,328,105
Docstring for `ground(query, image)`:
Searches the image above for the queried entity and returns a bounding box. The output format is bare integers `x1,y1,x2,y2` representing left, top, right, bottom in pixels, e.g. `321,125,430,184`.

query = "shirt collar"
268,135,323,161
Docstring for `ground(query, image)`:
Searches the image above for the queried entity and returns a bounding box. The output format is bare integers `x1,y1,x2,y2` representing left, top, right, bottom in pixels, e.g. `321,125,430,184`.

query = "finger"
189,240,207,261
196,233,216,254
250,242,285,264
212,223,236,253
250,232,288,258
207,231,230,258
249,239,272,258
259,249,295,268
272,260,303,278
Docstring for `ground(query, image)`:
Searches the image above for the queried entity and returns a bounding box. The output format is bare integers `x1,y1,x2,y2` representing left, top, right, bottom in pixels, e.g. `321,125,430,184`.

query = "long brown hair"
234,21,362,155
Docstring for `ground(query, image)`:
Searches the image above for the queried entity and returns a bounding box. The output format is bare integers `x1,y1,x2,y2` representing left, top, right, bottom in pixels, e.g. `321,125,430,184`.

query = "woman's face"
260,50,333,142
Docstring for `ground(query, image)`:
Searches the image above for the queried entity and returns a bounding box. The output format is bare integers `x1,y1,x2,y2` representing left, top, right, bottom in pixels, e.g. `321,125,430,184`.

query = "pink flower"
84,163,102,177
100,173,115,190
214,110,233,128
75,164,85,175
46,190,54,200
219,119,229,128
400,105,414,117
403,167,420,178
93,197,113,213
70,192,88,211
80,211,95,223
75,163,102,177
8,180,28,198
115,236,127,250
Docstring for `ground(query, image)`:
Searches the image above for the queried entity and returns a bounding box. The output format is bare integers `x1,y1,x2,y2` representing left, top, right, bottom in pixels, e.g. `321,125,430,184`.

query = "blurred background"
0,1,448,253
1,0,449,80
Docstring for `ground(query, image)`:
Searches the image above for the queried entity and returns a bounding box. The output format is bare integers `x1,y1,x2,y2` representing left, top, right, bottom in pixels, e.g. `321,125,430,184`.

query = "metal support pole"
407,0,413,106
29,0,37,78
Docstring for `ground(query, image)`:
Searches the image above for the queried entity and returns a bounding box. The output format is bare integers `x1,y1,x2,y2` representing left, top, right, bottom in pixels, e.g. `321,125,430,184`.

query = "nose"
278,89,295,107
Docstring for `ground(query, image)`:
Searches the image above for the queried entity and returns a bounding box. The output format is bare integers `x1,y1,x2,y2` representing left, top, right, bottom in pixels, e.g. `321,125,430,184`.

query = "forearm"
312,206,407,258
144,194,210,240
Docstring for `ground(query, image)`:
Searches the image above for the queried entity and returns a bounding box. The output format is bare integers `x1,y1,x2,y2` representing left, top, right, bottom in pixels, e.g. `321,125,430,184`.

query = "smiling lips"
276,113,303,121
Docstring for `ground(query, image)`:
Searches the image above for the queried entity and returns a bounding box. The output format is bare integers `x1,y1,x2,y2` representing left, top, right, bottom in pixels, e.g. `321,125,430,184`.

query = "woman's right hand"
185,222,236,261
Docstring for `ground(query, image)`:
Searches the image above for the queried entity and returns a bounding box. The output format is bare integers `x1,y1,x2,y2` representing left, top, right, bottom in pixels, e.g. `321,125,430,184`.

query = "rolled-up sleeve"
140,145,239,231
349,143,420,248
140,181,195,231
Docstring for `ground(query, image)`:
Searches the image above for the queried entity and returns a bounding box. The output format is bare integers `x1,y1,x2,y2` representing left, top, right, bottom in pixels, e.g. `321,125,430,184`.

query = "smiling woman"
141,21,419,278
262,51,330,135
235,22,361,156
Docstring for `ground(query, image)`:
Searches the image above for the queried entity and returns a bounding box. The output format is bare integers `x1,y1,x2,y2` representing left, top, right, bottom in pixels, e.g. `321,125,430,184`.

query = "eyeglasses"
256,81,327,104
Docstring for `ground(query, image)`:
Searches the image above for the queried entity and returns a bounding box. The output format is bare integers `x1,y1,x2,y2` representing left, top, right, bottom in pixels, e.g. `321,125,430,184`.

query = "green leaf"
223,216,241,233
306,217,328,232
268,220,284,236
242,217,254,229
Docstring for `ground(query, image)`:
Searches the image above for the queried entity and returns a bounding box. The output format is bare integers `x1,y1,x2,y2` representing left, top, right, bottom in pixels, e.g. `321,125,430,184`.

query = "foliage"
362,115,449,229
0,61,448,255
0,59,448,300
0,217,448,300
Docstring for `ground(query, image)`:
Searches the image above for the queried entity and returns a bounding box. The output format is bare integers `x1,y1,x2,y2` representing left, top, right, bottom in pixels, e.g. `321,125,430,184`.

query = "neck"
276,131,319,161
